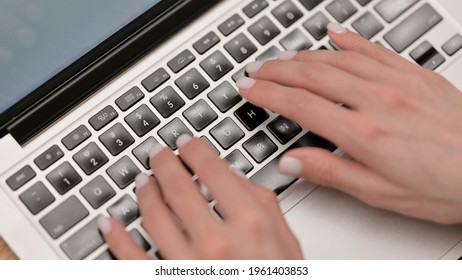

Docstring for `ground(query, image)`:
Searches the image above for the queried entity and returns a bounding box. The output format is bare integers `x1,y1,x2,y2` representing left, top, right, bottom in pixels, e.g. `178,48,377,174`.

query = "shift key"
384,4,442,53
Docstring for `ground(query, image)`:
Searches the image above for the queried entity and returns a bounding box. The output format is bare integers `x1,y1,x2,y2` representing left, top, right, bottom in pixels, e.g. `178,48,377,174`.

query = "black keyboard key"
62,125,92,151
272,0,304,27
158,118,193,150
95,229,150,260
422,53,445,71
200,136,220,155
443,34,462,56
374,0,419,23
129,229,151,251
243,131,277,163
80,176,116,209
61,216,104,260
267,116,302,144
256,46,282,61
208,82,242,114
224,33,258,63
218,14,245,36
326,0,358,23
250,132,336,193
46,162,82,195
99,123,135,156
19,181,55,215
225,150,254,174
39,195,89,239
95,250,116,260
132,137,159,170
232,67,247,82
357,0,372,5
107,194,139,226
167,49,195,73
89,105,118,131
193,31,221,54
410,41,436,65
183,99,218,131
352,12,384,39
115,87,144,112
234,102,269,131
107,156,141,189
243,0,269,18
280,28,313,51
384,4,442,53
248,16,280,46
6,165,36,191
150,86,185,118
34,145,64,171
299,0,323,10
303,11,330,40
125,104,160,137
141,68,170,92
210,117,245,150
73,142,109,175
175,68,210,99
200,50,234,81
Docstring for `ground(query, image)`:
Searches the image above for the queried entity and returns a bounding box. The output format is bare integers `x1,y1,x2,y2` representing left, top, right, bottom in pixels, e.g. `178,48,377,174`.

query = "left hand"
98,135,303,259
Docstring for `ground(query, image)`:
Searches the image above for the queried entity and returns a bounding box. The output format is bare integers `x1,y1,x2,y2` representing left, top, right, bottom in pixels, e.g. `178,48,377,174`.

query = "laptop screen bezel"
0,0,217,142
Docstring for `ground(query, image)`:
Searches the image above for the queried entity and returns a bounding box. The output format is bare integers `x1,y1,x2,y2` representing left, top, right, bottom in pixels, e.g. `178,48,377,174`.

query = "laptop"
1,0,462,260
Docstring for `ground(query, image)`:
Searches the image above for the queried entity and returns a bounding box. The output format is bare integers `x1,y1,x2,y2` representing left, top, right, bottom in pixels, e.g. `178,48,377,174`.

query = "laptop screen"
0,0,163,115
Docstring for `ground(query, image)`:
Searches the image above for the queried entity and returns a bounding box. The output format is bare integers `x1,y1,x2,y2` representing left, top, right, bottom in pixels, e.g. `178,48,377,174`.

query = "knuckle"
360,122,389,143
239,212,268,237
197,234,232,259
299,62,324,82
308,156,335,187
374,85,411,109
258,188,279,207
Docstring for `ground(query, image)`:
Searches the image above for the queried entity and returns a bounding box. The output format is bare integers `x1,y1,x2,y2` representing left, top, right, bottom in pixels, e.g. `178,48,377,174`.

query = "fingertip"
98,216,112,235
327,22,347,35
135,173,150,191
236,77,256,90
279,156,303,177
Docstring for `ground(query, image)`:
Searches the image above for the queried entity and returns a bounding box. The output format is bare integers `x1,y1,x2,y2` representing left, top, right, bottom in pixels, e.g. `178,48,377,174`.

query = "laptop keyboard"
3,0,462,259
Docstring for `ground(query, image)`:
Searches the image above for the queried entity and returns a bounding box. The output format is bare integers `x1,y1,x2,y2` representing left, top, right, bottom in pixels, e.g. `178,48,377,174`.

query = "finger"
237,77,359,148
134,173,193,259
246,59,369,108
327,23,423,73
176,136,255,220
286,49,404,84
279,147,407,208
148,144,217,235
98,216,150,260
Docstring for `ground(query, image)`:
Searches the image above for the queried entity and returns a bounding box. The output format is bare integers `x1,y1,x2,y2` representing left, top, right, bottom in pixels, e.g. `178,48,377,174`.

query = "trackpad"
283,182,462,259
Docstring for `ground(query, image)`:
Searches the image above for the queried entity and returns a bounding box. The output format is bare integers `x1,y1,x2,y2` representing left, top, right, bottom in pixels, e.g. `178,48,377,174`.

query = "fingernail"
98,216,112,234
148,143,164,159
278,50,298,61
236,77,256,89
135,173,150,191
279,156,303,177
176,134,193,148
245,61,264,74
327,22,347,34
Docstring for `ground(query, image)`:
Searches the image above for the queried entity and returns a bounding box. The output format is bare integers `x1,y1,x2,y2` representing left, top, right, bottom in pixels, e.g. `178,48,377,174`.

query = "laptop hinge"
6,0,220,145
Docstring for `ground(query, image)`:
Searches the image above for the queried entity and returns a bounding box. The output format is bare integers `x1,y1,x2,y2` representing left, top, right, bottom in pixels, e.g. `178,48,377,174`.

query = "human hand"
98,135,303,259
237,23,462,224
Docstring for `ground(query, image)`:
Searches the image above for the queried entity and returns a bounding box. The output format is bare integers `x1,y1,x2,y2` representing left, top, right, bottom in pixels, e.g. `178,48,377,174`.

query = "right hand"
238,27,462,224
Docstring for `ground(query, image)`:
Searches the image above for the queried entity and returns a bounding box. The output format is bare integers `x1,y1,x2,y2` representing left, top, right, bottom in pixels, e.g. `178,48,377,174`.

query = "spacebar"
250,132,336,194
384,4,442,53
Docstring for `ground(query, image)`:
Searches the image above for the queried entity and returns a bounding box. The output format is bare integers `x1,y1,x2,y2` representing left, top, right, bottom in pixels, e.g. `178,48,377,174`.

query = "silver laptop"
1,0,462,260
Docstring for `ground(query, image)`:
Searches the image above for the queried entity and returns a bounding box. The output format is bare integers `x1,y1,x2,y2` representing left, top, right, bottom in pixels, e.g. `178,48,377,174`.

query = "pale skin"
98,24,462,259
